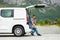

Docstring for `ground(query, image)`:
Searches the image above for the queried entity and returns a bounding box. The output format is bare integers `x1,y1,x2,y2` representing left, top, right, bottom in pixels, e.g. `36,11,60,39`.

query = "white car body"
0,8,31,34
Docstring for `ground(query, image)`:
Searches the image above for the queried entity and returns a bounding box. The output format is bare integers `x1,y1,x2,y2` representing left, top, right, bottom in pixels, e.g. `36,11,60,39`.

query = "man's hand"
32,23,37,28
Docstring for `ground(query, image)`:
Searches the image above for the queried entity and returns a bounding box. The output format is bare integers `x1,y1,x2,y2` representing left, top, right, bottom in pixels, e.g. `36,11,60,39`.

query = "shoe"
31,31,34,36
37,34,41,36
31,33,34,36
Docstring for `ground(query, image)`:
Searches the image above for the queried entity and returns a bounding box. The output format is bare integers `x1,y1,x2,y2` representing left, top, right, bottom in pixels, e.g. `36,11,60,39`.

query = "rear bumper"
25,29,32,33
25,25,32,33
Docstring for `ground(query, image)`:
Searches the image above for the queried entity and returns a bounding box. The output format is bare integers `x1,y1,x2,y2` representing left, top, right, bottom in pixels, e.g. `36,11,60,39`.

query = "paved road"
0,34,60,40
0,25,60,40
37,25,60,34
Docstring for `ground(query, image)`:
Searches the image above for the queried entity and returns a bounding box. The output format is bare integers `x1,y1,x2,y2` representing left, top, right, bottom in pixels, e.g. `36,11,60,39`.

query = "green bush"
45,19,52,25
56,18,60,25
39,19,45,25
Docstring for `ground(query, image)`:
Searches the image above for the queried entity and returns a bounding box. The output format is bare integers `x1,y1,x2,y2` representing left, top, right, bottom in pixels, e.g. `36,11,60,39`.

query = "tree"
25,0,42,5
49,0,52,4
0,0,3,3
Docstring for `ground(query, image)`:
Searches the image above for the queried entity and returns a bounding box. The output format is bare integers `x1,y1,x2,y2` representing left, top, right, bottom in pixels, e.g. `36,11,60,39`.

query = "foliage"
39,19,45,25
45,19,52,25
29,5,60,23
56,18,60,25
25,0,41,5
0,0,60,25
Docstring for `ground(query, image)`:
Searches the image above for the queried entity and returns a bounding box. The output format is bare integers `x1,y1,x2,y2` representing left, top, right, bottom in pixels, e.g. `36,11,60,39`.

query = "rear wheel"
13,26,25,37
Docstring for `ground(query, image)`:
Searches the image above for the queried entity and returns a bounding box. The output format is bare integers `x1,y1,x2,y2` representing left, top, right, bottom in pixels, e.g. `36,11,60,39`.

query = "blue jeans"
29,23,40,35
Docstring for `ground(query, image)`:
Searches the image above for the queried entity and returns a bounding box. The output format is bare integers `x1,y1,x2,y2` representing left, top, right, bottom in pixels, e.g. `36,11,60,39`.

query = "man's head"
32,15,36,19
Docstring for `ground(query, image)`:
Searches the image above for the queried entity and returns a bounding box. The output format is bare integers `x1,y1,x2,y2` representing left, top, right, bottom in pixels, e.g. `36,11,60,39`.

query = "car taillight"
26,16,29,24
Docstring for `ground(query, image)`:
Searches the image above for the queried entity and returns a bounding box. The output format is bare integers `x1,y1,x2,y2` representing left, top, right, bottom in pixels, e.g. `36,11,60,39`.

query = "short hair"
32,15,36,17
32,15,36,18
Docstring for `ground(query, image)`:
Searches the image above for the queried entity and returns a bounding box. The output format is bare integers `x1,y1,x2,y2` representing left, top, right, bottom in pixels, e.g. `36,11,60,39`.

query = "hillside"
25,0,60,23
29,5,60,23
0,0,60,23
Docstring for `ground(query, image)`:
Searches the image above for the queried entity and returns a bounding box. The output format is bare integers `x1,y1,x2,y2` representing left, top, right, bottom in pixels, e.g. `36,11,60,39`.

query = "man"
29,15,41,36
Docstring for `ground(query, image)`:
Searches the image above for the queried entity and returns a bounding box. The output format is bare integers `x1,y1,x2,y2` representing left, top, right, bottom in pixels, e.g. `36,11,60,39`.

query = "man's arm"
32,22,37,28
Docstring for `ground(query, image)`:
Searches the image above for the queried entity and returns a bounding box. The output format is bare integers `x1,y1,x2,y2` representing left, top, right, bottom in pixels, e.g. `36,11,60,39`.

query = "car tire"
13,26,25,37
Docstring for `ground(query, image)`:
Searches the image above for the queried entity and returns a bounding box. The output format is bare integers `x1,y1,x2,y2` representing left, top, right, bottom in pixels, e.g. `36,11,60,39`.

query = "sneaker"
37,34,41,36
31,33,34,36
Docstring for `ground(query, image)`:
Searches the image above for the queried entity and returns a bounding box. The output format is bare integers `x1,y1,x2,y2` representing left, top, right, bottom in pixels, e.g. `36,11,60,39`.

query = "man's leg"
31,27,39,36
31,27,36,36
33,27,41,36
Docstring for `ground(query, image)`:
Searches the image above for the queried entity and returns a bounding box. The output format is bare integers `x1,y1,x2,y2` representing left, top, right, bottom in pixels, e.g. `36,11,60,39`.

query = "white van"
0,4,47,37
0,7,32,36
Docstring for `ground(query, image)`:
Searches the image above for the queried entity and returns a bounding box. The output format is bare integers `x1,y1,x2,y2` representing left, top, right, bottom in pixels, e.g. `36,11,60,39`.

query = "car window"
1,9,14,17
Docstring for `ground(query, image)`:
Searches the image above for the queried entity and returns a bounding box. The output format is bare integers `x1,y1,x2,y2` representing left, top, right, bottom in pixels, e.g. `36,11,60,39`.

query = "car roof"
0,7,26,9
